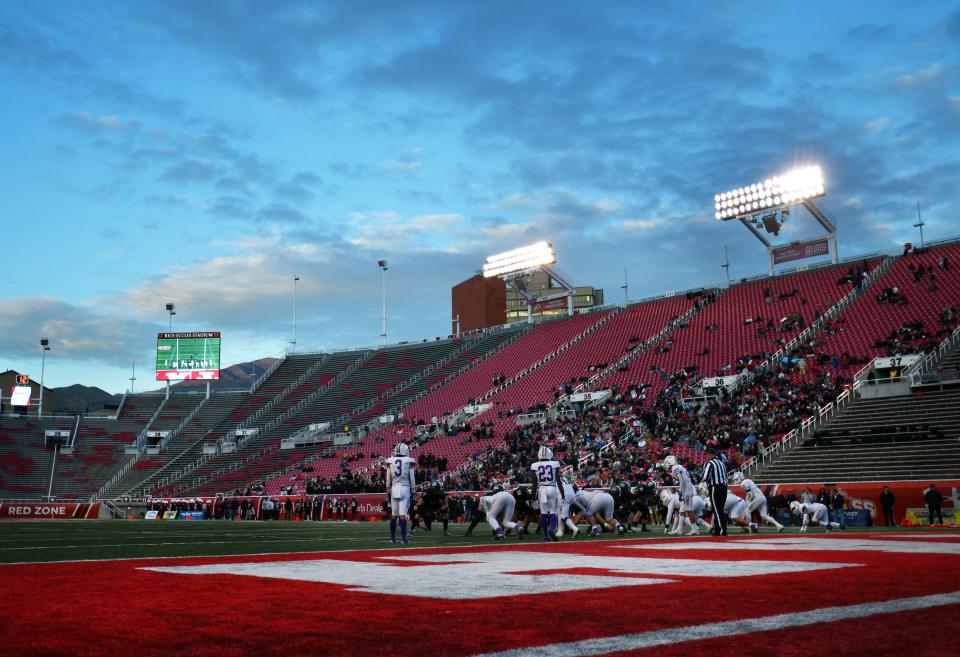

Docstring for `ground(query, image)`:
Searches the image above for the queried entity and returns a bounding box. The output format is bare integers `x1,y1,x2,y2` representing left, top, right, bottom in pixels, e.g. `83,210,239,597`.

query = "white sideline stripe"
0,535,632,566
470,590,960,657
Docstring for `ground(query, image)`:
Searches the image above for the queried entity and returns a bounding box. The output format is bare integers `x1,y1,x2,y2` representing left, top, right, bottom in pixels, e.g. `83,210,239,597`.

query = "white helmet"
728,471,744,485
696,482,709,498
537,446,554,461
702,497,712,513
394,442,409,457
790,501,802,514
662,455,677,469
660,489,673,505
740,478,755,492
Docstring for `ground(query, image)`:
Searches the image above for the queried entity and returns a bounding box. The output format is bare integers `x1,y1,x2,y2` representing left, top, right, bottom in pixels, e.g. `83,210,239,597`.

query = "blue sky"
1,1,958,394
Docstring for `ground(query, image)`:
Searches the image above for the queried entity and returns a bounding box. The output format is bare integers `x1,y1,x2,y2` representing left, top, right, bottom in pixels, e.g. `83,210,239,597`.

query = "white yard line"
469,591,960,657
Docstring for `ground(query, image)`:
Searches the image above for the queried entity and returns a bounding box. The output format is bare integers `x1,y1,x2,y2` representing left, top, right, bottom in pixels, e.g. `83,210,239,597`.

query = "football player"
418,480,450,536
662,456,700,535
473,485,525,540
575,488,626,537
741,478,784,532
557,476,581,538
626,480,656,532
662,488,704,535
512,484,540,534
531,446,565,541
790,500,845,532
713,489,758,533
385,442,416,544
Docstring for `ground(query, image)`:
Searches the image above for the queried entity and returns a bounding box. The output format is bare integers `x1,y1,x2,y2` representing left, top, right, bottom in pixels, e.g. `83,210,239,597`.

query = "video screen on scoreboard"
155,332,221,381
11,385,31,406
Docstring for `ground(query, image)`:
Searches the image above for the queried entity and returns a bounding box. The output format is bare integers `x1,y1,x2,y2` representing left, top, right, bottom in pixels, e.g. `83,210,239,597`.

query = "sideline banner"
765,480,960,524
0,502,101,519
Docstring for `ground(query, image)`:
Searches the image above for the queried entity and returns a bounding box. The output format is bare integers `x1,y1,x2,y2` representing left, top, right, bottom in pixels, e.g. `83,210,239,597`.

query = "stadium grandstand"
3,236,959,529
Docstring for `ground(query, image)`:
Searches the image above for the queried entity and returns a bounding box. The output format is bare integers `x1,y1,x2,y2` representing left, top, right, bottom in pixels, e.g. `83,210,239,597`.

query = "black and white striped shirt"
702,456,727,486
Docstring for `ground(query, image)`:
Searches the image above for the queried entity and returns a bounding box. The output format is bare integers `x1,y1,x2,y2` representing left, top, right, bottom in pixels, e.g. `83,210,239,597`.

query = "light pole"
620,268,628,305
378,260,388,346
453,314,460,338
38,338,50,417
129,360,136,393
165,302,176,331
292,276,300,353
914,201,926,248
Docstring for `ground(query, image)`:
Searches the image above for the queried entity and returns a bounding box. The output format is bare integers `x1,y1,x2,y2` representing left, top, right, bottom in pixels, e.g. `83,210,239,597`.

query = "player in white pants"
666,487,710,535
479,489,523,540
741,479,784,532
663,456,700,535
531,446,565,541
557,477,581,538
575,490,624,537
724,490,758,533
791,501,844,532
385,442,416,544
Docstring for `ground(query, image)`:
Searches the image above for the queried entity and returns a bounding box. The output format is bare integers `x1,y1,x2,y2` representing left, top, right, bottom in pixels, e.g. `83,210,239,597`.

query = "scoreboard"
155,332,221,381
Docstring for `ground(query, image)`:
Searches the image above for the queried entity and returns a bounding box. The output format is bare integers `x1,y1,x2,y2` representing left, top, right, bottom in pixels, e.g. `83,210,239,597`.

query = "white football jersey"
724,491,746,515
671,464,696,496
386,456,416,488
531,460,561,487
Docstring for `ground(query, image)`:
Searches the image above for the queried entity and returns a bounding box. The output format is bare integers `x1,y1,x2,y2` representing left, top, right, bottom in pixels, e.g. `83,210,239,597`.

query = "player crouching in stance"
385,442,416,544
574,488,626,537
531,446,565,541
702,488,758,533
740,478,784,533
791,501,845,532
469,485,525,540
556,476,581,538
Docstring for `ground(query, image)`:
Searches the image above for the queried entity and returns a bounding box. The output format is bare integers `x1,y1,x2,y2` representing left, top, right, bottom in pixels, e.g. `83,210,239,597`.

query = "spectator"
879,486,896,527
924,484,944,525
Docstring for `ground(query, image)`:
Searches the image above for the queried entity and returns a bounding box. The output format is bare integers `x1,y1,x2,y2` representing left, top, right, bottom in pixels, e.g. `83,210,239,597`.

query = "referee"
702,447,728,536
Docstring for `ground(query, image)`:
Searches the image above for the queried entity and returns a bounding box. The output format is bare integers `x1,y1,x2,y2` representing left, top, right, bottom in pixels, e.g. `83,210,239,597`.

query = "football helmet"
394,442,409,457
662,455,677,469
660,489,673,505
431,480,444,491
608,485,621,498
537,446,554,461
696,482,709,498
790,501,802,514
492,483,505,494
728,471,744,486
740,478,755,492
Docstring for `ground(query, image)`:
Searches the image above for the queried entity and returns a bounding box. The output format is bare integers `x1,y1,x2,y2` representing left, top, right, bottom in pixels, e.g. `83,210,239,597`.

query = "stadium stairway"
144,351,367,496
50,395,166,500
180,335,525,495
814,240,960,378
751,386,960,483
103,392,244,499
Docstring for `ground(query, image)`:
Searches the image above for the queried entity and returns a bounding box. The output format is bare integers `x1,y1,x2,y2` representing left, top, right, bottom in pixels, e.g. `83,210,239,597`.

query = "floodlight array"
482,241,555,278
714,166,825,220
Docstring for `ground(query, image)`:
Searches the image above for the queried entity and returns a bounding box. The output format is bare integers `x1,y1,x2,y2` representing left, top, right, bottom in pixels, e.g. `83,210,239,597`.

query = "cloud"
60,111,139,133
894,63,944,87
0,297,150,366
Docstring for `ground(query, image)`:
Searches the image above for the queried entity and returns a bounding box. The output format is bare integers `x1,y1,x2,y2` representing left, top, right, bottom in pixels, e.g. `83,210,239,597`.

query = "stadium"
2,4,959,657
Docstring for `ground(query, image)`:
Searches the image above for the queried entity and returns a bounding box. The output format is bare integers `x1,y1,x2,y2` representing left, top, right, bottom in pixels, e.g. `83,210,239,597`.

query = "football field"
0,521,958,657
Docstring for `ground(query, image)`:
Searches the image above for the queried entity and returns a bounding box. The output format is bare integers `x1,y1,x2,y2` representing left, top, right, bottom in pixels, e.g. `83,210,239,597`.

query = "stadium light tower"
482,241,576,322
165,302,176,331
714,165,837,275
378,260,388,346
38,338,50,417
291,276,300,354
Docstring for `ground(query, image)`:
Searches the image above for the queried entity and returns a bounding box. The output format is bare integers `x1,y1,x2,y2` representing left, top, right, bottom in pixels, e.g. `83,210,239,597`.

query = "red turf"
1,534,958,657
